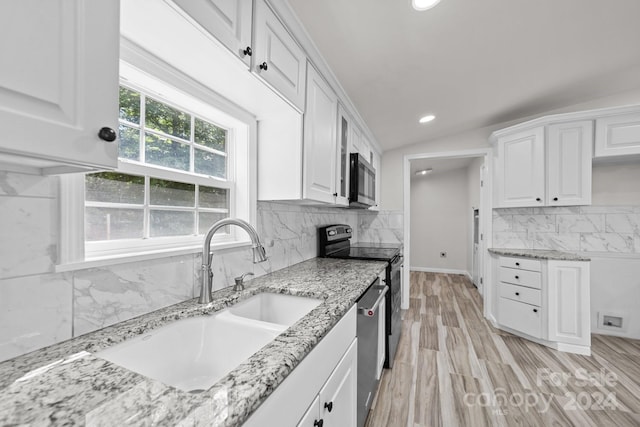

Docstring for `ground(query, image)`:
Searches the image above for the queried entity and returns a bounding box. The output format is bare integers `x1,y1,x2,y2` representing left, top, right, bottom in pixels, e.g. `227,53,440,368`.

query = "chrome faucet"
199,218,268,304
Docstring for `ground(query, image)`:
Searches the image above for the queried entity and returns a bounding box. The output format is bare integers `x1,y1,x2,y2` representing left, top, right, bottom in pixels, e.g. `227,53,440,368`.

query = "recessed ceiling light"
412,0,441,11
419,114,436,124
415,168,433,176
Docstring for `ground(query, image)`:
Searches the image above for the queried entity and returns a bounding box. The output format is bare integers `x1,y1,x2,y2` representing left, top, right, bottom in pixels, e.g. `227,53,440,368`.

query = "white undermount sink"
96,292,322,392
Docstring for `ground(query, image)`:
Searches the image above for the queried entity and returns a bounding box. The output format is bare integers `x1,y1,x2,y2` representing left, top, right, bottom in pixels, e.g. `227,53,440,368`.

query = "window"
60,56,255,265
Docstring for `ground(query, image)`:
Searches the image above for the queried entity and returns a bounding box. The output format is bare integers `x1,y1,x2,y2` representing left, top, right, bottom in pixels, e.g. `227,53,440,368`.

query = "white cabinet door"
297,395,321,427
496,128,545,207
376,295,386,379
547,261,590,347
350,124,362,155
336,104,350,206
594,111,640,157
0,0,119,171
319,339,357,427
170,0,252,66
303,64,338,204
253,0,306,111
371,150,380,211
547,121,593,206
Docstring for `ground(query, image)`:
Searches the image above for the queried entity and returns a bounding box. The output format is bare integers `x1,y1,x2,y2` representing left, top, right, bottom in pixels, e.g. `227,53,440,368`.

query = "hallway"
365,272,640,427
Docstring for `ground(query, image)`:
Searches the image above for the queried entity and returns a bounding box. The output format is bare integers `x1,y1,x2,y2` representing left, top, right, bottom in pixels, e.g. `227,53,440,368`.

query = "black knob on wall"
314,420,324,427
259,62,268,71
98,127,117,142
243,46,252,56
324,401,333,412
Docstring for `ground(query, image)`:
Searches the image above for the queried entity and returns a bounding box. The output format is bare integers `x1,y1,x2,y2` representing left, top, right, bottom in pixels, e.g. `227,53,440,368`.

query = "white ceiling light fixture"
415,168,433,176
419,114,436,124
412,0,441,11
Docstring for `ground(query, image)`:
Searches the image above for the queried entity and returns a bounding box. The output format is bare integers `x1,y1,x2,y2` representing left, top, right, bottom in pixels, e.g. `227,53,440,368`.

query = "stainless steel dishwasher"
357,278,388,427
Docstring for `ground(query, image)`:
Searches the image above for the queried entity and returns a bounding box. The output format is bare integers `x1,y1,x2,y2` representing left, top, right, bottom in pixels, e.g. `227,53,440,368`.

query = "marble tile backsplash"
0,170,403,361
493,206,640,253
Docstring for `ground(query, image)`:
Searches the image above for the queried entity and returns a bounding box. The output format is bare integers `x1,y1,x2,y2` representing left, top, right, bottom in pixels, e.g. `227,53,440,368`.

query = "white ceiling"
410,156,474,178
287,0,640,152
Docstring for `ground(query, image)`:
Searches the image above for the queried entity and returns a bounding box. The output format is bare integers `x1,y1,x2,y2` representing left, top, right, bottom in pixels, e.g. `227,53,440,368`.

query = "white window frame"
58,47,256,270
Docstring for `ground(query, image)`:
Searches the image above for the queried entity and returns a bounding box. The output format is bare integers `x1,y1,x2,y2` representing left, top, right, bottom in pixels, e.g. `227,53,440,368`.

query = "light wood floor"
365,271,640,427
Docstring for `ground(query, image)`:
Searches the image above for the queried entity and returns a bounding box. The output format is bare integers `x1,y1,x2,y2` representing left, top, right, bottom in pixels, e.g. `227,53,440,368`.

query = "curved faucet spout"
199,218,267,304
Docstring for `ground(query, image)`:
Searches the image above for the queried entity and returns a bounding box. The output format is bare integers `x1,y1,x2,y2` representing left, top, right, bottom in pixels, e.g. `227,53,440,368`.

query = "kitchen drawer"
499,297,542,339
499,256,542,272
498,267,542,289
499,282,541,306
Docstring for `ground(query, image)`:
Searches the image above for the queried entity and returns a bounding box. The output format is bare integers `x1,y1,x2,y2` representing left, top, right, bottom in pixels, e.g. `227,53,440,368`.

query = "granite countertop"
488,248,591,261
0,258,387,426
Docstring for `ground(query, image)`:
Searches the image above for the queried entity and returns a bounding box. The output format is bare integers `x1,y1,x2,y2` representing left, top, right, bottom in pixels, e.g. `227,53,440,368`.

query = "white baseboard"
410,266,471,277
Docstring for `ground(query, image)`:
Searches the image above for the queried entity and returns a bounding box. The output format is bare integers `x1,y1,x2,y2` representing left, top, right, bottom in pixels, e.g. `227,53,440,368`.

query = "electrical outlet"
440,252,447,258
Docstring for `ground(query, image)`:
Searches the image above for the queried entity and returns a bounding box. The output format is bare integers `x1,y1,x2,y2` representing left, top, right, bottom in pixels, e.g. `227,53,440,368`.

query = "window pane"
150,210,194,237
199,212,228,235
118,125,140,161
194,118,226,152
194,149,226,178
199,186,229,209
145,133,190,171
85,172,145,204
119,87,140,124
150,178,195,207
86,207,144,241
145,97,190,140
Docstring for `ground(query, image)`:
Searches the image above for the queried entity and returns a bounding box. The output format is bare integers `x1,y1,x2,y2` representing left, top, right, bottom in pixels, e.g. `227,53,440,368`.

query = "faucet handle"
233,272,254,291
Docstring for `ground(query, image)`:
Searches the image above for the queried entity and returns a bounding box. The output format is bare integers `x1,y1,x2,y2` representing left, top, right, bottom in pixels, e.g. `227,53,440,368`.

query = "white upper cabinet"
303,64,338,204
496,128,545,207
0,0,120,173
336,104,351,206
547,121,593,206
170,0,253,66
594,110,640,158
253,0,307,111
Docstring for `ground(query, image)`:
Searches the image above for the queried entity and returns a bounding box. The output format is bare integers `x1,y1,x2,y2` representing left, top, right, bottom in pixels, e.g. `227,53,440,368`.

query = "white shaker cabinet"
0,0,120,173
253,0,307,111
495,128,545,207
594,110,640,158
169,0,253,66
336,104,351,206
547,260,590,347
547,121,593,206
303,64,338,204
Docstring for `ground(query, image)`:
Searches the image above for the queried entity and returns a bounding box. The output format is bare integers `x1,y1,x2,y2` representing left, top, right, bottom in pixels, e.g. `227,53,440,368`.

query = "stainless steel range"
318,225,403,369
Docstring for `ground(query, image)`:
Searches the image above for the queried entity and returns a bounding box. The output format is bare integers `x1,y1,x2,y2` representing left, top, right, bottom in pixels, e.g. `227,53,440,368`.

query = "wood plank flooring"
365,271,640,427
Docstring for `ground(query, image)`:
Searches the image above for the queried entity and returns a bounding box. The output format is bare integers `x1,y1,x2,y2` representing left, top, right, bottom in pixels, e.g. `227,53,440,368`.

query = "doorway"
402,149,493,317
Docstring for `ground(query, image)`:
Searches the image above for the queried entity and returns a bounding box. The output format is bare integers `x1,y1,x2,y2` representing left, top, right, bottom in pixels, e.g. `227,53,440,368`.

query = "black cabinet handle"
332,192,338,197
243,46,252,56
553,197,559,201
98,127,117,142
533,308,538,313
515,276,519,279
515,262,520,266
324,401,333,412
314,420,324,427
259,62,268,71
515,292,520,296
536,197,542,202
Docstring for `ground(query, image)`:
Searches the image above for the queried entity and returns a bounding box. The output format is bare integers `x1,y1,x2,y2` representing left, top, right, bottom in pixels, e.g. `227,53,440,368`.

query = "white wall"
380,88,640,211
410,167,468,272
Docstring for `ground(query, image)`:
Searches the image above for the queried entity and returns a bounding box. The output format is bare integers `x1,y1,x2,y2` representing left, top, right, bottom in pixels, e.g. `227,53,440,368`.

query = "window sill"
55,240,252,272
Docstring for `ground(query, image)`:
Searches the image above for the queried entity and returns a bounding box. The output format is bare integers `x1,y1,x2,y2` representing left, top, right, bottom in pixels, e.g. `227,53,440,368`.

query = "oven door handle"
358,285,388,317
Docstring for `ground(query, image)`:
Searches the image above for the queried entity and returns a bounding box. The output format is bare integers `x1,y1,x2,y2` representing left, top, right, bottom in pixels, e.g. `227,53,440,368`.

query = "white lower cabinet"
495,255,591,354
244,305,357,427
299,340,357,427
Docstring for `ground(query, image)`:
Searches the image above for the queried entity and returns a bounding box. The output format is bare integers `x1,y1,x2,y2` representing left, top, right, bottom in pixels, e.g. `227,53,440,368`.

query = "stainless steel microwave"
349,153,376,208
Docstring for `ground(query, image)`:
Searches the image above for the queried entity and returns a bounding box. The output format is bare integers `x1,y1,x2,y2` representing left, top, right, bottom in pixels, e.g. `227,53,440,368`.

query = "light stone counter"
488,248,591,261
0,258,387,426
